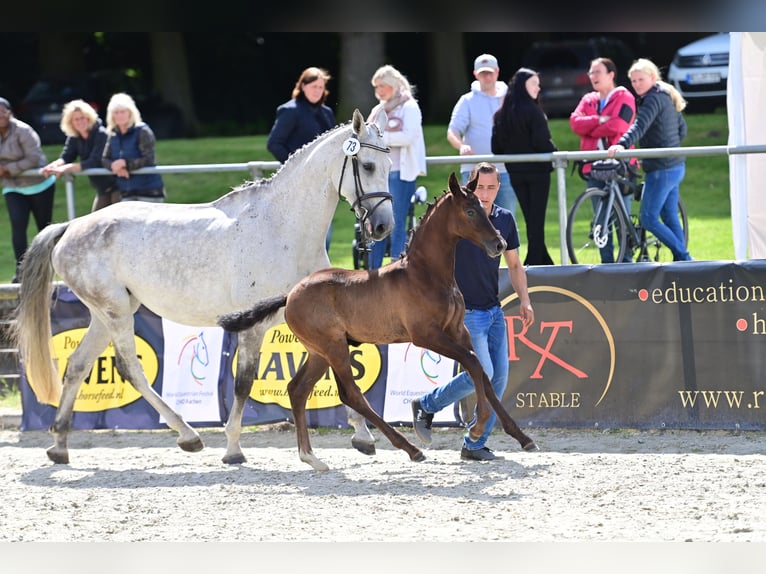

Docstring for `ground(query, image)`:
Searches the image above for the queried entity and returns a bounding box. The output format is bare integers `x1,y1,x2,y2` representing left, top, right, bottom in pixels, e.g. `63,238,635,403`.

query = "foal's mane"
400,189,452,258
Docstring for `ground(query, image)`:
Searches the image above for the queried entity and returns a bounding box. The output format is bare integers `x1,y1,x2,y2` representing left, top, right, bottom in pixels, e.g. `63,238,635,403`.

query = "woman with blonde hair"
101,92,166,202
608,58,691,261
42,99,119,211
367,64,427,268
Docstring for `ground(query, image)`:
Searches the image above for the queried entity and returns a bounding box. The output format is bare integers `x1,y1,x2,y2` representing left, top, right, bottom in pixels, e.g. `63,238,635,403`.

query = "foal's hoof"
178,436,205,453
522,441,540,452
351,437,376,456
411,451,427,463
46,446,69,465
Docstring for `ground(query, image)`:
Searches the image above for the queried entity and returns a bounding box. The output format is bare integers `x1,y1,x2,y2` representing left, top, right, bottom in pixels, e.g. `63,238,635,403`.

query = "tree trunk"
338,33,384,123
150,32,198,137
426,33,467,123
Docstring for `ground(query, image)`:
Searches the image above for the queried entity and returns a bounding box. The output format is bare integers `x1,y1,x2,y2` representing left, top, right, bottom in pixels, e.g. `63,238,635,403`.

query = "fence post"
553,156,570,265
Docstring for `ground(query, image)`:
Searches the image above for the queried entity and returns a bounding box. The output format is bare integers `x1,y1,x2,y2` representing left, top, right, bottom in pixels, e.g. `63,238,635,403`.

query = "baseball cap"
474,54,499,73
0,97,10,110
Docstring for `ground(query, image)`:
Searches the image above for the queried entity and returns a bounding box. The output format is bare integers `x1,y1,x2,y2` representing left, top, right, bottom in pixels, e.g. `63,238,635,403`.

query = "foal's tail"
10,222,70,405
217,294,288,332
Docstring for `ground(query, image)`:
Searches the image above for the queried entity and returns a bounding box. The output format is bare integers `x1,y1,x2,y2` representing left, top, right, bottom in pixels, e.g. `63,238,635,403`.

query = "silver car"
667,33,729,112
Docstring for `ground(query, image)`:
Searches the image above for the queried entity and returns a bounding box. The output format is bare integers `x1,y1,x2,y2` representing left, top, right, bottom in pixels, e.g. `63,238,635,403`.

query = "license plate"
544,88,574,97
686,72,720,85
42,112,62,123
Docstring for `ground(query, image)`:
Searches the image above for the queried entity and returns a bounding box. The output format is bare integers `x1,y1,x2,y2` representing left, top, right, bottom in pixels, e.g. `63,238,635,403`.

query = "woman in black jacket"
608,58,691,261
492,68,557,266
42,99,118,211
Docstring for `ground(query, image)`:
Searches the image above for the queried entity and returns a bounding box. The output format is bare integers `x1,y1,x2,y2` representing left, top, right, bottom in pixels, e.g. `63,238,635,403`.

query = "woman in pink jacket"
569,57,636,263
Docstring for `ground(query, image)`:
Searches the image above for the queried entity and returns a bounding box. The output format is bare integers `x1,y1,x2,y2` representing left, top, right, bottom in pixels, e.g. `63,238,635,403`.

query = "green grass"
0,112,732,281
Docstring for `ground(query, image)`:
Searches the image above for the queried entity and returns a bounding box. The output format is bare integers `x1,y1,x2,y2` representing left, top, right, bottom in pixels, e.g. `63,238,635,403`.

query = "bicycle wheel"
567,187,629,265
641,197,690,262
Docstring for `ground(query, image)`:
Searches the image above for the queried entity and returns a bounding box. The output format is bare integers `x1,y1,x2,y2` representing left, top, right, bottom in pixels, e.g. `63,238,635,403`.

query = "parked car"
521,37,636,118
15,69,186,145
667,33,729,112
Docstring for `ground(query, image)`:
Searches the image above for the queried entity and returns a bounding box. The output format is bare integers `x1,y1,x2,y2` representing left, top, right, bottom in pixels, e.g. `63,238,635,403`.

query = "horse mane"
400,189,450,258
221,119,354,198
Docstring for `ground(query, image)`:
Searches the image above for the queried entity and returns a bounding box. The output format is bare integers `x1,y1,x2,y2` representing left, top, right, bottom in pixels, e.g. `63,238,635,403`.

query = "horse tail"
10,222,70,405
218,294,288,332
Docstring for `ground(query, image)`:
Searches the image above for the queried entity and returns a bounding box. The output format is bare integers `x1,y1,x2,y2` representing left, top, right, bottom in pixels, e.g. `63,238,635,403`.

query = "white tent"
728,32,766,259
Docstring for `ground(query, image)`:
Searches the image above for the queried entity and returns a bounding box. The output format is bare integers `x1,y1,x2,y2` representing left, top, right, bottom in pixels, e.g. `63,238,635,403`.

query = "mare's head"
447,172,507,257
335,108,394,241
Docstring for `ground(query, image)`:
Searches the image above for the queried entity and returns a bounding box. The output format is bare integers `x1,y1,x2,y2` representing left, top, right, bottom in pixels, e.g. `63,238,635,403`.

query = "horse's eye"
466,208,477,218
362,162,375,172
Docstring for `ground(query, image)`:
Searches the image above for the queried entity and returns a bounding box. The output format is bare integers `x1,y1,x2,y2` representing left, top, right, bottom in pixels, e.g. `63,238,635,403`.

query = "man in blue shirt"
411,162,535,461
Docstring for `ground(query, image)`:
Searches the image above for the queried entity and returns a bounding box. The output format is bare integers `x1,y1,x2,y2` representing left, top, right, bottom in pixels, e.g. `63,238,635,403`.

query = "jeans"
370,171,414,269
587,178,632,263
639,163,690,261
461,170,517,217
4,183,55,266
419,305,509,451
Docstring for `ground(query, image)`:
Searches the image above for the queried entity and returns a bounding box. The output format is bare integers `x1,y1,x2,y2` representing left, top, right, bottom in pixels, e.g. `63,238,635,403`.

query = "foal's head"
447,172,507,257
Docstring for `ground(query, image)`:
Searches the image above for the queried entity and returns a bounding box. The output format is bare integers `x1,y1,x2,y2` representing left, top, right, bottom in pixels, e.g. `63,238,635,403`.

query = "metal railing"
21,142,766,265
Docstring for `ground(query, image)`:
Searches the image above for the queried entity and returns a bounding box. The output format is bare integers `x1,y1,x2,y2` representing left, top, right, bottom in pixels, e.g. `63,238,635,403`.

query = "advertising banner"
18,260,766,432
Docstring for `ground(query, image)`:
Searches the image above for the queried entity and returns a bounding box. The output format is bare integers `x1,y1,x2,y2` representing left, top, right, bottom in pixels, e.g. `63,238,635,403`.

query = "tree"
338,33,384,122
150,33,199,137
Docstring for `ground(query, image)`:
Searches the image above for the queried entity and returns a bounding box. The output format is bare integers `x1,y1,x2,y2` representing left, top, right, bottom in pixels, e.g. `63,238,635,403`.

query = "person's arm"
381,101,422,149
4,125,46,175
503,248,534,327
126,124,157,171
569,95,599,137
446,96,471,154
529,108,557,153
592,92,635,141
266,106,297,163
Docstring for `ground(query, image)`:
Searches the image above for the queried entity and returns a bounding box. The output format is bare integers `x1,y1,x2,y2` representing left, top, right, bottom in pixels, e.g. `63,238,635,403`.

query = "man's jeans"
419,305,509,450
371,171,415,268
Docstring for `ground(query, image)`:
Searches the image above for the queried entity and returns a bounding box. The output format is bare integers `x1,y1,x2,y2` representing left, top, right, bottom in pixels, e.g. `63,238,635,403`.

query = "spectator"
0,97,56,283
569,57,637,263
42,99,119,212
411,162,534,461
267,67,337,251
102,93,166,203
448,53,517,216
607,58,691,261
367,64,427,269
491,67,557,266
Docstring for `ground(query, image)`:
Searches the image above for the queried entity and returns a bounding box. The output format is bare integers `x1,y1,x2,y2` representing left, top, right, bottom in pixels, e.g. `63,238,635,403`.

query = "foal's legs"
47,319,111,464
324,347,426,465
416,330,537,451
287,353,336,471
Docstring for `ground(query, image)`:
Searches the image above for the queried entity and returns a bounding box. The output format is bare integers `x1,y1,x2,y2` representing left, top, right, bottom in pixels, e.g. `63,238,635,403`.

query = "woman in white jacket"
367,65,427,268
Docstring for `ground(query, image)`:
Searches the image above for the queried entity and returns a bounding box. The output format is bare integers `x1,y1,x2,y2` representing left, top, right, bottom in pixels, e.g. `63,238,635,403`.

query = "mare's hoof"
411,451,427,463
351,437,376,456
522,441,540,452
222,453,247,465
178,436,205,453
46,447,69,465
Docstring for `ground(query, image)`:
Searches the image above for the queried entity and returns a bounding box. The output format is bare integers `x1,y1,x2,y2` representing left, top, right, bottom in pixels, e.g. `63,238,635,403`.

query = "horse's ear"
352,108,365,134
466,172,478,194
448,172,464,196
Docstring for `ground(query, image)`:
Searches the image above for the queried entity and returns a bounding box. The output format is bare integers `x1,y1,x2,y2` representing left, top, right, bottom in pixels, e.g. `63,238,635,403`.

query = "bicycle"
352,185,428,270
566,158,689,265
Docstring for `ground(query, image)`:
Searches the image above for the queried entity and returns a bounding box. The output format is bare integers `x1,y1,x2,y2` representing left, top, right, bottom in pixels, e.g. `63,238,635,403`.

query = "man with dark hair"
411,162,534,461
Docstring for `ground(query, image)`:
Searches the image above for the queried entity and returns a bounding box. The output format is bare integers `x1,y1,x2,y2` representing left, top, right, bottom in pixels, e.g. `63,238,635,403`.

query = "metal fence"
38,142,766,265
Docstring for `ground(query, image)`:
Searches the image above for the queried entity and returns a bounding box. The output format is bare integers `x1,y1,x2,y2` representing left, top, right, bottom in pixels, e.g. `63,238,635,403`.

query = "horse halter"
338,133,393,240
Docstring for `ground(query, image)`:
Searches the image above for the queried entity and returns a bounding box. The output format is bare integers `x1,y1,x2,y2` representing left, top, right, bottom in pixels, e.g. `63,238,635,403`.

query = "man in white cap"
447,53,517,215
